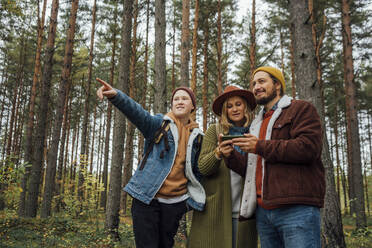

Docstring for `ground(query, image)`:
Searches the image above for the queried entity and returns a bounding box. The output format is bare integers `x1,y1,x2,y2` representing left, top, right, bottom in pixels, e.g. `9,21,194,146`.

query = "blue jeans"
256,205,320,248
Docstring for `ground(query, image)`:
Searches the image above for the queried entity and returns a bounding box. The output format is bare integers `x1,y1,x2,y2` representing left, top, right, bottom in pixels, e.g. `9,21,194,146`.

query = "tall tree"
25,0,60,218
190,0,199,94
104,0,133,239
41,0,79,218
153,0,166,114
121,0,138,215
137,0,150,161
202,11,209,132
180,0,190,86
288,0,346,247
19,0,48,216
249,0,256,76
216,0,222,94
340,0,366,229
100,0,119,211
78,0,97,205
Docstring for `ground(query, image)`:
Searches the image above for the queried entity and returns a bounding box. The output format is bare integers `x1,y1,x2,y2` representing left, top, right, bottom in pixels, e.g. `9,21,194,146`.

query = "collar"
263,100,279,115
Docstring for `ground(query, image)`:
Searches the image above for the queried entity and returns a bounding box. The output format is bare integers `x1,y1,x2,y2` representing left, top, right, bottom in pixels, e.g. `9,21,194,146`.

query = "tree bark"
25,0,59,218
55,87,70,212
20,0,48,217
121,0,138,215
289,1,346,247
289,31,296,99
216,0,222,95
171,3,176,92
191,0,199,94
341,0,366,229
104,0,132,239
180,0,190,87
137,0,150,160
154,0,166,114
41,0,79,218
100,0,119,210
249,0,256,76
78,0,96,205
202,16,209,132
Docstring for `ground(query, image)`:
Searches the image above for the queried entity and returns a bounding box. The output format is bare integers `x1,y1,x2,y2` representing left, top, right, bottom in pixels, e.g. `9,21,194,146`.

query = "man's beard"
256,87,277,105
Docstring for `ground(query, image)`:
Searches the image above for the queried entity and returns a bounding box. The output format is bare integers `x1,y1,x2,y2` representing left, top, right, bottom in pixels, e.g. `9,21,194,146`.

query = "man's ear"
275,81,281,92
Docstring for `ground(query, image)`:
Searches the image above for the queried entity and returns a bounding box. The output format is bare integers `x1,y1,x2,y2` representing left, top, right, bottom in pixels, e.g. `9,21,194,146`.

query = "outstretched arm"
96,78,161,139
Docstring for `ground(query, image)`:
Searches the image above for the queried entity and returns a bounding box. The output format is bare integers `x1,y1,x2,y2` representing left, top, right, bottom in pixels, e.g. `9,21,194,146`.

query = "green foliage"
0,157,27,210
343,215,372,248
0,210,135,248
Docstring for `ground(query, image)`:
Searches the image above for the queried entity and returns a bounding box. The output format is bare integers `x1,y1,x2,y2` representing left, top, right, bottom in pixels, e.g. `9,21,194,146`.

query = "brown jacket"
225,95,325,217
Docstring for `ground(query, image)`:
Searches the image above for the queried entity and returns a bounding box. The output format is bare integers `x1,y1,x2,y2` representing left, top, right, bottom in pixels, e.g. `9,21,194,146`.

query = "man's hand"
232,134,258,153
218,134,234,158
96,78,117,100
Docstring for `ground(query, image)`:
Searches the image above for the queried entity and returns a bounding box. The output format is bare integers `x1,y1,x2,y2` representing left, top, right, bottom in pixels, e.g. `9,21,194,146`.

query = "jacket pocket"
272,117,292,139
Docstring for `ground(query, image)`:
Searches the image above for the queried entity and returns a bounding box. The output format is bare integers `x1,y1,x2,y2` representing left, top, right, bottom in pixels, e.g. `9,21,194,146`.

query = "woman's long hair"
219,97,254,135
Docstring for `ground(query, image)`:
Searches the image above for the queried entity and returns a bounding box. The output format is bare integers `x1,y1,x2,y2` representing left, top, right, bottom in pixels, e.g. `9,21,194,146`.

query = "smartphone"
221,135,245,141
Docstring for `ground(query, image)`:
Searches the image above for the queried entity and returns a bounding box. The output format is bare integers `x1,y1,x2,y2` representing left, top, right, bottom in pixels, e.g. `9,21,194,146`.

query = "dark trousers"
131,198,187,248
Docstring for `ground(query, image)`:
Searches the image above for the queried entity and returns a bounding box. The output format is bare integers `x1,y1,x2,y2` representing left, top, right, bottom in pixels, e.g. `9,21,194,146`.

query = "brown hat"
212,85,256,116
171,87,196,111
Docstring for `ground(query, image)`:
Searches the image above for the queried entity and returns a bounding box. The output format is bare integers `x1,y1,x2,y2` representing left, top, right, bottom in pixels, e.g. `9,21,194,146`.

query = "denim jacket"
109,90,206,211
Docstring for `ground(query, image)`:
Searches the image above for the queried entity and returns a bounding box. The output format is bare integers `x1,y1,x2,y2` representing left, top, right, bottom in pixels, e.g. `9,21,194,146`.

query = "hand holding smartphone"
221,135,245,141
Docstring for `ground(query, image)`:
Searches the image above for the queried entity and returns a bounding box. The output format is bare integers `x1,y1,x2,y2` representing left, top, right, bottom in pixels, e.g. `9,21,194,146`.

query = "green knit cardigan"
188,124,257,248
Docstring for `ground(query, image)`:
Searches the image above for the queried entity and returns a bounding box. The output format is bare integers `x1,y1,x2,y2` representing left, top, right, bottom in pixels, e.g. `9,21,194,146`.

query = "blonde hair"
219,97,254,134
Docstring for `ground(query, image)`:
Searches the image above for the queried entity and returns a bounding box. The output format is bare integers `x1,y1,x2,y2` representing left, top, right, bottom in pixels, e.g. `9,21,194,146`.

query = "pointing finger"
96,78,112,89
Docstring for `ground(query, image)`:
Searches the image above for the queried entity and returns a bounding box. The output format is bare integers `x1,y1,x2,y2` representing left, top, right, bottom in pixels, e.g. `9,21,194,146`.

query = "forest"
0,0,371,247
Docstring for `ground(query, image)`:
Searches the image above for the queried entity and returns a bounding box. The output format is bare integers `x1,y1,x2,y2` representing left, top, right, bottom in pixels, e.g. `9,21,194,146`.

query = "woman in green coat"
188,86,257,248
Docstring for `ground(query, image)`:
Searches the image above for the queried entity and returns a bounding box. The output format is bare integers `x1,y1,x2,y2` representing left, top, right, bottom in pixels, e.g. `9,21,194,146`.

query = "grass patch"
1,210,371,248
0,211,135,248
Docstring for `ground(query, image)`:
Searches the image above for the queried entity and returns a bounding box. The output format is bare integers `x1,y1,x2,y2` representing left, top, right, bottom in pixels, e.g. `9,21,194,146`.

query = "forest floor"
0,210,371,248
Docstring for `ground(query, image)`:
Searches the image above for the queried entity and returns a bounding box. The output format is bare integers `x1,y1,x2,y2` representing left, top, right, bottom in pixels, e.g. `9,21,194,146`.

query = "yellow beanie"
253,66,286,91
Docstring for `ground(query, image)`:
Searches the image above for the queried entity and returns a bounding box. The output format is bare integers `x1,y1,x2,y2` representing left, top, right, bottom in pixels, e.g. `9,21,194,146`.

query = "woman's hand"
216,134,234,159
96,78,117,100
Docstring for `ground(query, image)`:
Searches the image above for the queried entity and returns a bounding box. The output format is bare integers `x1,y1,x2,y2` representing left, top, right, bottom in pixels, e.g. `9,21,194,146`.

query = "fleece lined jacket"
226,95,325,218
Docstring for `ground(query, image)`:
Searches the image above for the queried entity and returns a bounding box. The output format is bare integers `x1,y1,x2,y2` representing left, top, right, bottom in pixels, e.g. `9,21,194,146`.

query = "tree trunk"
288,1,346,247
62,97,72,195
104,0,132,239
171,3,176,92
341,0,366,229
180,0,190,87
89,104,97,174
333,92,341,205
70,119,78,191
191,0,199,94
78,0,96,206
100,1,119,210
6,35,26,161
289,31,296,99
202,16,209,132
216,0,222,95
25,0,59,218
41,0,79,218
249,0,256,76
121,0,138,215
20,0,48,217
340,124,349,214
137,0,150,160
154,0,166,114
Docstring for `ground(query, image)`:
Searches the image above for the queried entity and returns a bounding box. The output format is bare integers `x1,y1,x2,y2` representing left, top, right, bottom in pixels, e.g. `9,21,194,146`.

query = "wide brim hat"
212,85,256,116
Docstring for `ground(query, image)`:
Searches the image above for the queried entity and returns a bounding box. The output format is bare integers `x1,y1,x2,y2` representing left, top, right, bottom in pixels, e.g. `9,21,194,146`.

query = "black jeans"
131,198,188,248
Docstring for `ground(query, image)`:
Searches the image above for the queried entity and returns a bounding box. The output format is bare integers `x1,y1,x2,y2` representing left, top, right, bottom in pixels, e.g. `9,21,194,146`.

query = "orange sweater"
156,112,198,198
